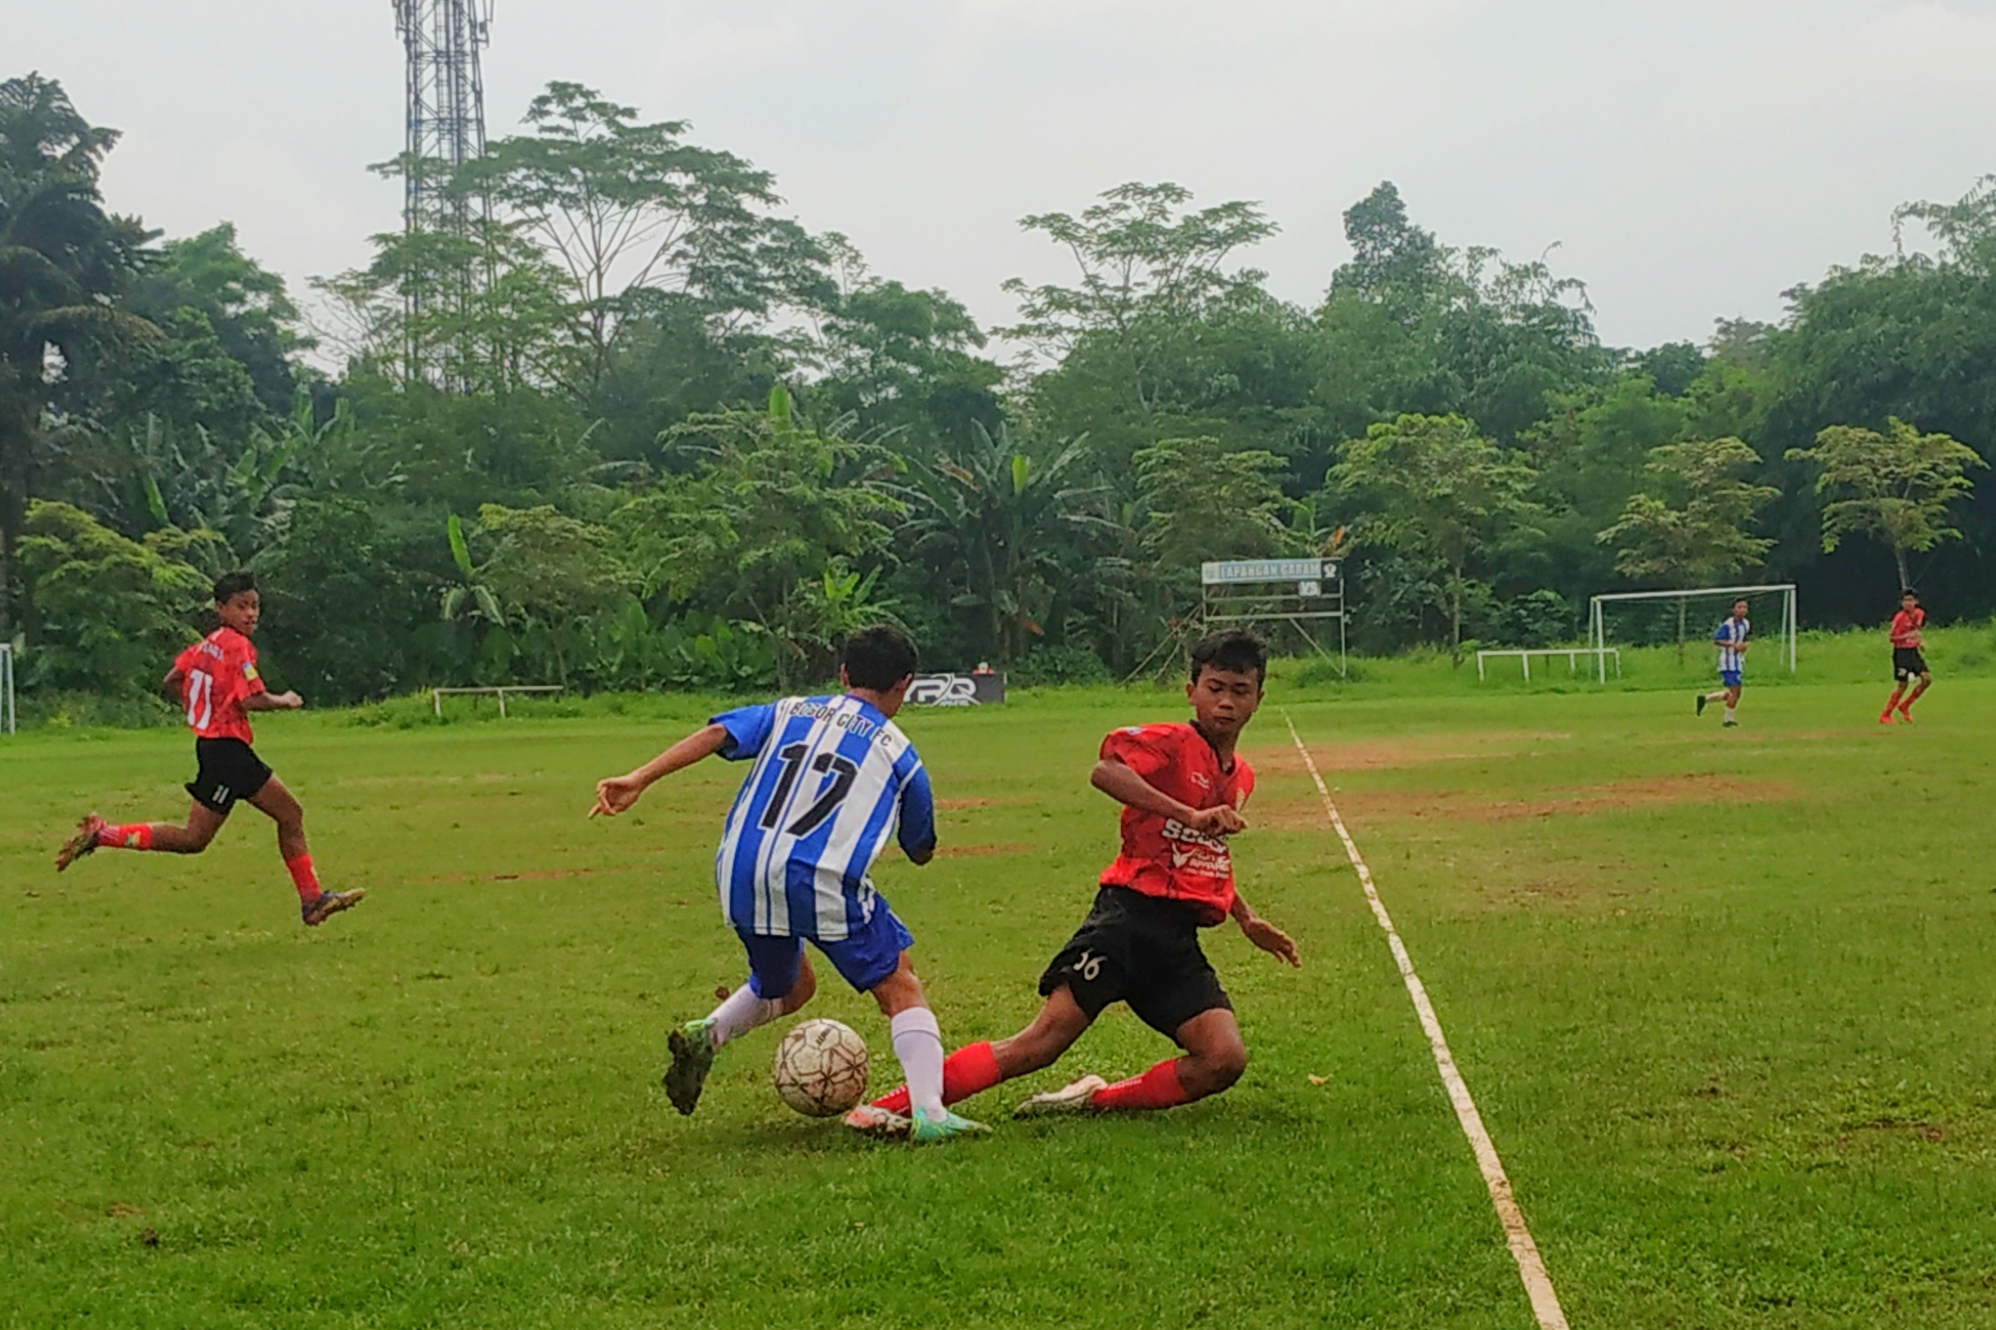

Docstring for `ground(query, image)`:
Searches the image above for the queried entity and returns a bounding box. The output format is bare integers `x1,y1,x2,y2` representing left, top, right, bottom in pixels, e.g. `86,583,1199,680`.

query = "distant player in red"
850,629,1299,1134
1881,588,1932,724
54,571,364,926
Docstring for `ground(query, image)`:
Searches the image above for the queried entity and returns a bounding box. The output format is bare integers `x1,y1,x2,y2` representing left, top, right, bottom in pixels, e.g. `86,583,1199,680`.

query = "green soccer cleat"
908,1107,990,1143
663,1018,717,1116
1722,719,1739,728
1013,1074,1109,1118
1695,694,1708,717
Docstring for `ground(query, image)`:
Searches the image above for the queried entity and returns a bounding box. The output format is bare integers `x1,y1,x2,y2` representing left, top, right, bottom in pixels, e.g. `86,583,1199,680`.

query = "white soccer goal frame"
1588,583,1797,683
1,642,14,735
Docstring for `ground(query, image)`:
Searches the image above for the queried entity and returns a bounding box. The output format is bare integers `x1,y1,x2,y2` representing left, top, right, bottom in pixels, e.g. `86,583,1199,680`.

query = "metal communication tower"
393,0,494,383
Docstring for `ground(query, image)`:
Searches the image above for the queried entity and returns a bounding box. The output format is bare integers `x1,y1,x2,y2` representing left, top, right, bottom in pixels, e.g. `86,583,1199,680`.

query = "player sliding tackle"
853,629,1300,1134
590,625,986,1143
55,571,363,927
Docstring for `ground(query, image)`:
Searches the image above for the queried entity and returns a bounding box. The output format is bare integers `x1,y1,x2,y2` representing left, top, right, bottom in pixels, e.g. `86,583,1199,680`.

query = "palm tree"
0,74,154,634
903,422,1104,664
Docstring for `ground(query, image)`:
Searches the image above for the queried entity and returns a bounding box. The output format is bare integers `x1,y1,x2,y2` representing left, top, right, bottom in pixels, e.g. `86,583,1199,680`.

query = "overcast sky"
12,0,1996,354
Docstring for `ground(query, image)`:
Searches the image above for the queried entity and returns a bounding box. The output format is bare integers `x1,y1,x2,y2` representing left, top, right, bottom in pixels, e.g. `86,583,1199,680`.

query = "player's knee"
780,963,817,1011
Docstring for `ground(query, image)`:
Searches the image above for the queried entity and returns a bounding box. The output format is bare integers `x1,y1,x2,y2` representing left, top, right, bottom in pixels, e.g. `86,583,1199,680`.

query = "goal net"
1588,584,1796,683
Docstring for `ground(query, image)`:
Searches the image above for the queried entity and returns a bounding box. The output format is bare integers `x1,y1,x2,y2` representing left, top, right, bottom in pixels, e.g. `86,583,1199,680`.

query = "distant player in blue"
1696,599,1751,728
589,625,986,1142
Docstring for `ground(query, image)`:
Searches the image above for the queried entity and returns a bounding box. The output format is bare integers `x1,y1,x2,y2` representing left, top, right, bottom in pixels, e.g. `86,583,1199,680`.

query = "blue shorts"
1720,669,1742,689
738,902,914,998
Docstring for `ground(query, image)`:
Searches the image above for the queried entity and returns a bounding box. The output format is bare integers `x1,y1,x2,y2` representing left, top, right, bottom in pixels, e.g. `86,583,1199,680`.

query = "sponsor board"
907,672,1007,706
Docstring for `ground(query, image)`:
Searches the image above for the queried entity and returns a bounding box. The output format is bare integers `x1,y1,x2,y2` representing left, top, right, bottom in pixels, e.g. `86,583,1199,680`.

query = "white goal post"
1588,583,1797,683
0,642,14,734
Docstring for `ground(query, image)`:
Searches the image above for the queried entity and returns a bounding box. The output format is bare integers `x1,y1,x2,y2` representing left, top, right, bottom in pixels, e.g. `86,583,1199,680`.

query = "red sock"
98,824,154,851
871,1040,1003,1114
285,853,321,901
1091,1058,1193,1112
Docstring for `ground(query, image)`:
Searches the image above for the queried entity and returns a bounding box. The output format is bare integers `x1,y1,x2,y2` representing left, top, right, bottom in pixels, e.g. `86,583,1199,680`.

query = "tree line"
2,72,1987,708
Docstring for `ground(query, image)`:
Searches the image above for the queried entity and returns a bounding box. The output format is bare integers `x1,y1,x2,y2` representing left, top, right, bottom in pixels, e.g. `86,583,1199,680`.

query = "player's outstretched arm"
243,690,304,711
1230,895,1300,967
591,722,730,818
1090,758,1245,837
160,665,186,700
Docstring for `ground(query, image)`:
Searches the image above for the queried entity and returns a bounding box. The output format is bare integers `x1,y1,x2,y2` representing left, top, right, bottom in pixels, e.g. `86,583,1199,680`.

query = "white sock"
707,984,782,1049
890,1007,946,1122
1723,706,1736,723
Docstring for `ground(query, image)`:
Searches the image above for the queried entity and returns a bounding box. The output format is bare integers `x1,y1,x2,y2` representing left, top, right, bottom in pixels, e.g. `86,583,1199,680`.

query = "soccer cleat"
1013,1074,1110,1118
56,814,108,872
1695,694,1708,717
908,1107,990,1143
663,1019,718,1116
1897,705,1915,724
843,1104,912,1139
302,888,365,926
1722,720,1739,728
1879,711,1896,725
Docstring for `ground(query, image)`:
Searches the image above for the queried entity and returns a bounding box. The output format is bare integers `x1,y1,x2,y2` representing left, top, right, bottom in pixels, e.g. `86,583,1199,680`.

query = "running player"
589,625,984,1142
54,571,364,926
1696,599,1751,728
1881,588,1931,724
851,629,1300,1132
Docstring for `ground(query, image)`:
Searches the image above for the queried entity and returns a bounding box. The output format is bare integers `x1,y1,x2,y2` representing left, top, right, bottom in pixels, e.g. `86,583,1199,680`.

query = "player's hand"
590,774,645,819
1187,804,1247,837
276,691,305,709
1240,915,1301,967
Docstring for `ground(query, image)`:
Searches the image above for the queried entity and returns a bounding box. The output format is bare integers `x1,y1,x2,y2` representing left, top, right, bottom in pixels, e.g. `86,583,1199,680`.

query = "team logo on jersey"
1191,772,1212,790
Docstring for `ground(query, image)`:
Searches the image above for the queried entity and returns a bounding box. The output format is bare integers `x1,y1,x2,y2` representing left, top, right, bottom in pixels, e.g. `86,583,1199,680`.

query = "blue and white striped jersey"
710,694,937,941
1714,617,1750,673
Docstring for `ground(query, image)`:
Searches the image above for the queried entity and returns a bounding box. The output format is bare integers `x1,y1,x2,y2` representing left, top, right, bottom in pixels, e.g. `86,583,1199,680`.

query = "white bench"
1475,647,1621,681
431,685,564,717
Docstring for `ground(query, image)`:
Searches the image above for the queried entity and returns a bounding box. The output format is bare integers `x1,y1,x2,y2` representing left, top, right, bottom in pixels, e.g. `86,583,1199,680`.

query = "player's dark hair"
842,624,920,691
1902,587,1920,601
213,570,257,605
1190,628,1267,685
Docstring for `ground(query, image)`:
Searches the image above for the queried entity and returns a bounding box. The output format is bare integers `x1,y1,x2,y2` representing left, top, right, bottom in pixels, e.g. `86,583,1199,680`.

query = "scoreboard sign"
1200,558,1338,586
907,672,1007,707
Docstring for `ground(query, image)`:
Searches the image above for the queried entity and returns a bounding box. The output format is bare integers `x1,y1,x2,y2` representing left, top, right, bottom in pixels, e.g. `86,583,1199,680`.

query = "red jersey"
1097,722,1255,926
1890,608,1925,650
173,627,266,743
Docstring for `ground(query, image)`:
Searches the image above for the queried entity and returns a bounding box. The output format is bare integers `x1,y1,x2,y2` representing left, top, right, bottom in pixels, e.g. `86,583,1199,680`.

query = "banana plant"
440,512,505,626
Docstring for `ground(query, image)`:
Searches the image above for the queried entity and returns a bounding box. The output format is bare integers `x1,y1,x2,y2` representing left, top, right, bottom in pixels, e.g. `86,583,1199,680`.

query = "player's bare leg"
1022,1006,1248,1116
668,953,817,1115
1721,683,1743,727
247,777,361,925
56,802,227,870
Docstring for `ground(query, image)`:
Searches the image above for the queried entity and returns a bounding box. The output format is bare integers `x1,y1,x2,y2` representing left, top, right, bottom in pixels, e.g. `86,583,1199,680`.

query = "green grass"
3,666,1994,1327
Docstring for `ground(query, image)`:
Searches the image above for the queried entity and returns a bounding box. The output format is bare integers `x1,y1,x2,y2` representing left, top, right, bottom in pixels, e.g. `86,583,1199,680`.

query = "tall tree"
1785,418,1983,590
464,82,832,393
1597,436,1778,654
0,74,152,636
1332,413,1539,665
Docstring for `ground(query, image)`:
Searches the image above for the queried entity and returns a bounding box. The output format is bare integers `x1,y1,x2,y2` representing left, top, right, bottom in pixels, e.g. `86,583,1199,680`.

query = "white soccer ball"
773,1018,870,1117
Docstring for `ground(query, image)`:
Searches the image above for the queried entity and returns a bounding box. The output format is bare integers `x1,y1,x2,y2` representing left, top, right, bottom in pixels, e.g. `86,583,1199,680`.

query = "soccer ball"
773,1018,870,1117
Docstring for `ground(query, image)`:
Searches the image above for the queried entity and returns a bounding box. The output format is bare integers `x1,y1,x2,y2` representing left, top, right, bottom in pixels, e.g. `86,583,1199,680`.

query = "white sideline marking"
1284,715,1570,1330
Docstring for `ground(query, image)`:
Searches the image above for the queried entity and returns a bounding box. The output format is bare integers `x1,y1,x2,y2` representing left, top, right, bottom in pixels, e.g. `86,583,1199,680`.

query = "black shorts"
1893,648,1929,682
1038,885,1232,1041
186,738,273,815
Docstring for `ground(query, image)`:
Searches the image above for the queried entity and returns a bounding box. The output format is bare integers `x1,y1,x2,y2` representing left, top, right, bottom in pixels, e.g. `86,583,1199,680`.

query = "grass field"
4,651,1995,1327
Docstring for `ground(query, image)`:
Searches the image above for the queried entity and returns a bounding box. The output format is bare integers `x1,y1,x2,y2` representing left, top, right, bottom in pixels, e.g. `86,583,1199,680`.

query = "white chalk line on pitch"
1283,715,1571,1330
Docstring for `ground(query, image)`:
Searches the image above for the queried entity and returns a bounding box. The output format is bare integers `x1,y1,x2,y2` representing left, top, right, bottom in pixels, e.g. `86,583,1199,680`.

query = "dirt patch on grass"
1253,773,1797,830
936,796,1040,811
936,842,1038,859
1245,730,1573,776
